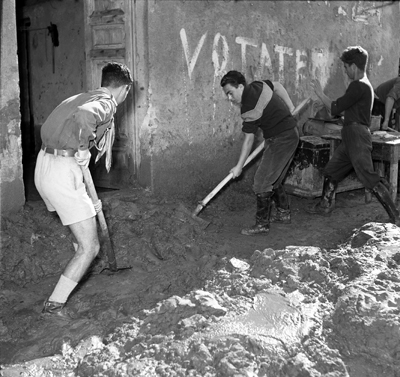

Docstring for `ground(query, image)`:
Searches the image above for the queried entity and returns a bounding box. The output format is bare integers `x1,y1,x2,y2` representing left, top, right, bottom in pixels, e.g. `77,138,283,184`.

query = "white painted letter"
235,36,258,72
310,48,335,88
212,33,229,77
258,43,273,78
274,45,294,81
180,28,207,79
296,49,307,88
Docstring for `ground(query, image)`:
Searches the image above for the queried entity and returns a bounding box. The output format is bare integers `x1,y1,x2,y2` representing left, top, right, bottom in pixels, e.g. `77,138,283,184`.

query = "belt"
41,145,76,157
345,122,368,127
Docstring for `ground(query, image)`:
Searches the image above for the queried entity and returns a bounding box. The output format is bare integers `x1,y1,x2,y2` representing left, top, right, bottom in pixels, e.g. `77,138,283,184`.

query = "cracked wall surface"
140,0,400,199
2,1,400,209
0,1,25,214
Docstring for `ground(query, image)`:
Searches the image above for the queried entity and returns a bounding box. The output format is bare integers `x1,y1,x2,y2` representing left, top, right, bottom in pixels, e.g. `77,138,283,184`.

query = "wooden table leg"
364,189,372,203
329,140,335,159
389,161,397,202
375,161,385,177
389,145,399,203
371,161,384,204
328,140,337,200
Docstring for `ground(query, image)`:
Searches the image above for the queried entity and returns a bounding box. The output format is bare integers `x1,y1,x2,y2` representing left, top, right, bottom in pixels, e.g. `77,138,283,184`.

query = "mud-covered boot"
41,299,76,320
271,207,291,223
307,177,338,216
241,192,273,236
271,184,291,224
372,181,400,225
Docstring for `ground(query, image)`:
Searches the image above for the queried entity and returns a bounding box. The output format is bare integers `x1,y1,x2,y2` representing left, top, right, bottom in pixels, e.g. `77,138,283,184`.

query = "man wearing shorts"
308,46,399,225
34,62,133,318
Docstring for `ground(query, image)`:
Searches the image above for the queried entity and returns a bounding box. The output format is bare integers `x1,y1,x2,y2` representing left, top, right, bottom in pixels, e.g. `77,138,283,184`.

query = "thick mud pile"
0,189,217,287
1,188,400,376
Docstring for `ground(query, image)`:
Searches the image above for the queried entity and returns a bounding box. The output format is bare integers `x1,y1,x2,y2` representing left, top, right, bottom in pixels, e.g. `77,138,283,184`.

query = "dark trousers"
253,125,299,194
323,122,380,189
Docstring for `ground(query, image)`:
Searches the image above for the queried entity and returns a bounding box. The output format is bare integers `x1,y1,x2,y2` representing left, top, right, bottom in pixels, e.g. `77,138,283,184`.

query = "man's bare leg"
63,216,100,282
43,216,100,316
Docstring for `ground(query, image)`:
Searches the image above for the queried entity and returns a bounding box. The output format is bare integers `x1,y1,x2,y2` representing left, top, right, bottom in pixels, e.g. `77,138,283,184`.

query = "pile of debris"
2,216,400,376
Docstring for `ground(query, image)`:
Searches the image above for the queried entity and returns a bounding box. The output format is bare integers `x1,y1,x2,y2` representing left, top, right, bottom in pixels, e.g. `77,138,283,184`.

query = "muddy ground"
1,180,400,376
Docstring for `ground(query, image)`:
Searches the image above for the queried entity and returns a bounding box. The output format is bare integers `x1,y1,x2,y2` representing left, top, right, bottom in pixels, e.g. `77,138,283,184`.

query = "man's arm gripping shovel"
192,97,311,217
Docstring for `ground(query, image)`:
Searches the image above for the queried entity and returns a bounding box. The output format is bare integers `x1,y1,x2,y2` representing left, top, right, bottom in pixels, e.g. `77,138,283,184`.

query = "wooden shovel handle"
80,166,117,271
196,98,311,211
197,142,265,209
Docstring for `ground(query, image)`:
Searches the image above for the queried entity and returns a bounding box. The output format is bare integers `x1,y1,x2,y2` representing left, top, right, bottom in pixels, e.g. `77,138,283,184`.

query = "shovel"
80,166,131,273
176,202,210,229
192,97,311,217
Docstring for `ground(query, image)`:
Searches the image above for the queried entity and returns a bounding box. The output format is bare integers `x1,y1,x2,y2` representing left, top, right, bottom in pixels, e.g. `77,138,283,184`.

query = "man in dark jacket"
220,71,299,235
308,46,399,225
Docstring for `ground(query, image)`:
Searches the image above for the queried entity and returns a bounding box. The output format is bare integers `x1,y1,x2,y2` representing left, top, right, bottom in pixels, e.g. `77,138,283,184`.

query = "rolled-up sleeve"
242,120,259,134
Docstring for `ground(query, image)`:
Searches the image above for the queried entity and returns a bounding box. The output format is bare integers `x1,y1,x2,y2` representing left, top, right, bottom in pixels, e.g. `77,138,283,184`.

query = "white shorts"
34,150,95,226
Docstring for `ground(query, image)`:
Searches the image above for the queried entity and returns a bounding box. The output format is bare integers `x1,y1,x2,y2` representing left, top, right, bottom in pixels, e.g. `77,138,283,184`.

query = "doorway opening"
16,16,41,201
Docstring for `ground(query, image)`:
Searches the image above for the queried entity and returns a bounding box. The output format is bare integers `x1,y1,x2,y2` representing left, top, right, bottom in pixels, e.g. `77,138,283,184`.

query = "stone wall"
2,1,400,211
140,0,400,200
0,1,25,214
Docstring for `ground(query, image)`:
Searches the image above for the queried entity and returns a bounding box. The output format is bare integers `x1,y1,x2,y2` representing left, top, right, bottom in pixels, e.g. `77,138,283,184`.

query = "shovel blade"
176,203,210,229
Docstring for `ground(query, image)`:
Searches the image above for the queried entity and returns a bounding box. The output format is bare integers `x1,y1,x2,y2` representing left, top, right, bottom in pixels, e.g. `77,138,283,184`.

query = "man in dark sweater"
220,71,299,235
308,46,399,225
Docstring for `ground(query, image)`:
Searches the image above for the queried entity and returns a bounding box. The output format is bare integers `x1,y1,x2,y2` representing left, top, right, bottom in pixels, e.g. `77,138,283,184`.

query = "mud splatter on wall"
142,0,400,199
3,0,400,206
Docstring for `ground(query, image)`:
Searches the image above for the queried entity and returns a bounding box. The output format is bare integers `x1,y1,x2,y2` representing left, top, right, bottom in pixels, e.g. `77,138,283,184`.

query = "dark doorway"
16,14,41,201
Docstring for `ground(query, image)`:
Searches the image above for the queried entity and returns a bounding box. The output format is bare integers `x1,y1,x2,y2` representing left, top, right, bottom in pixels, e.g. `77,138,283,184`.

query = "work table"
321,131,400,202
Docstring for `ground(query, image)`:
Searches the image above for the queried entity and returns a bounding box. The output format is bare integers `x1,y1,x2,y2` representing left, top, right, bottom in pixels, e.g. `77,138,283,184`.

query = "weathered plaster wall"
139,0,400,200
20,0,85,142
0,0,25,214
5,0,400,207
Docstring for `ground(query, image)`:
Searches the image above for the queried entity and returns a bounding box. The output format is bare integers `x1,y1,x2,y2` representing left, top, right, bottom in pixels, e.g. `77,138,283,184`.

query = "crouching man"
35,62,133,318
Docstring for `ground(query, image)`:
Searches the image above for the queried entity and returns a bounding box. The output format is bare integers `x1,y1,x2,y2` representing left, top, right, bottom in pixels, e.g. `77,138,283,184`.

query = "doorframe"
83,0,138,188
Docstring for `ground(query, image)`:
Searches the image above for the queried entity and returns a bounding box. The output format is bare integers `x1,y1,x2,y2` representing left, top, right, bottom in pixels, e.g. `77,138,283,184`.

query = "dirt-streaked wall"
4,1,400,210
138,0,400,200
0,1,25,214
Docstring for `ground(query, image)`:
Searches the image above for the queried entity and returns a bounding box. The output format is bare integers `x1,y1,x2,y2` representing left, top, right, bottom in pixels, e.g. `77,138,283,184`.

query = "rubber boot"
372,181,400,225
241,192,273,236
307,177,338,216
271,184,291,224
